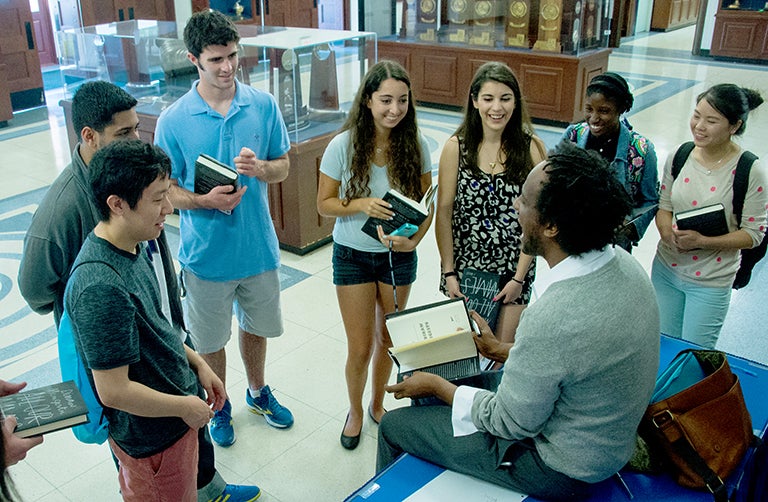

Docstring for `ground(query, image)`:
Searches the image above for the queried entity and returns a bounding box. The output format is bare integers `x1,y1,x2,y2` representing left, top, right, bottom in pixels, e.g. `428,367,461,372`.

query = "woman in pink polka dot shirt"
652,83,767,348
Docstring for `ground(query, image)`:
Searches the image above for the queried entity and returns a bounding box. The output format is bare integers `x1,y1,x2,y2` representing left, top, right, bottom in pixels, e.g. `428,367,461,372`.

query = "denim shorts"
332,242,417,286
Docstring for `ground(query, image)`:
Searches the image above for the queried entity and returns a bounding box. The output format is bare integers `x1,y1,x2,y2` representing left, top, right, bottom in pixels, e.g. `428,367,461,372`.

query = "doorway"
31,0,57,66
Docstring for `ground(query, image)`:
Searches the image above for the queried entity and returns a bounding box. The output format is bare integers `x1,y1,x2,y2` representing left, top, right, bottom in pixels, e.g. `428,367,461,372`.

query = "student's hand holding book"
1,380,44,465
671,227,707,253
200,183,247,213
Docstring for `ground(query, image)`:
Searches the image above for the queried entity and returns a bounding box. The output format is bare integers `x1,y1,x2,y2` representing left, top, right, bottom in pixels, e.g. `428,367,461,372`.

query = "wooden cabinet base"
269,132,336,255
0,65,13,125
379,40,611,124
711,10,768,61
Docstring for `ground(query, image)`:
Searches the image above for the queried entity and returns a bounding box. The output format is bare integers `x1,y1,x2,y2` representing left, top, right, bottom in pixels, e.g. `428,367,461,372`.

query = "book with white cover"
385,298,480,382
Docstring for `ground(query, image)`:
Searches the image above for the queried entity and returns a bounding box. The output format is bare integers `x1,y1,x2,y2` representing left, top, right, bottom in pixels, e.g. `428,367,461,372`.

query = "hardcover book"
0,381,88,438
385,298,480,382
361,185,437,242
674,203,728,237
460,268,502,332
194,153,238,195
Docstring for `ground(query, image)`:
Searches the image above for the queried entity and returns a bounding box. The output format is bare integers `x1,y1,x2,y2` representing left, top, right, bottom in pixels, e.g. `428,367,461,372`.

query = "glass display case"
720,0,767,9
57,21,376,144
397,0,610,55
57,20,377,253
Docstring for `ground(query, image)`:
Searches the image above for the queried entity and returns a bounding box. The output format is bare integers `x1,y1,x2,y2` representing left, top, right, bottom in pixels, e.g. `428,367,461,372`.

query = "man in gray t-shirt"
65,139,226,501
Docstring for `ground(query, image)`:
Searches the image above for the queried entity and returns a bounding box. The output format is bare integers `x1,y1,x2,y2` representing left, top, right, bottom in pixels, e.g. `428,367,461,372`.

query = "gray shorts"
180,268,283,354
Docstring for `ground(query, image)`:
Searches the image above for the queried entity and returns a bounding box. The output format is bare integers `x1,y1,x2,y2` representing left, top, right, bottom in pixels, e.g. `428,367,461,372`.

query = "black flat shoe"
340,413,361,450
368,405,387,425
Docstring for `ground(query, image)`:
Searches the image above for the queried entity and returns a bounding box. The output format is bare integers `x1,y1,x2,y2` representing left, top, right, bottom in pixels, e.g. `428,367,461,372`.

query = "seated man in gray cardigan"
377,141,660,501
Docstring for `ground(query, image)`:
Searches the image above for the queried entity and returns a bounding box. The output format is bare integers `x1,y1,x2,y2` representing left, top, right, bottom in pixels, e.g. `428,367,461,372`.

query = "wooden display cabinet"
57,0,175,26
710,8,768,61
379,39,610,124
192,0,319,27
389,0,611,124
650,0,701,31
0,65,13,126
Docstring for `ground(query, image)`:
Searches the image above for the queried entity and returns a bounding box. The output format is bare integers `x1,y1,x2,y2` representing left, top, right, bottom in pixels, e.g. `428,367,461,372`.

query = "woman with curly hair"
436,62,546,345
317,60,433,450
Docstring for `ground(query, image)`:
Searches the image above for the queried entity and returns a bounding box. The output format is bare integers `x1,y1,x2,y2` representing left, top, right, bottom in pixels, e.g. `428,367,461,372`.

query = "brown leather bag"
639,350,753,501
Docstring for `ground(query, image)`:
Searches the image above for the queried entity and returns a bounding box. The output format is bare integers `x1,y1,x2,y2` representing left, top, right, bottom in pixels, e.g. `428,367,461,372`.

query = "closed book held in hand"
0,381,89,438
674,203,728,237
460,268,502,332
361,185,437,241
194,153,238,195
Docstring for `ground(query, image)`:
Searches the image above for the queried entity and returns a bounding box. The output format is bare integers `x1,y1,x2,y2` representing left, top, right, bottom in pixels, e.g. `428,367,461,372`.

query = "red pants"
109,427,198,502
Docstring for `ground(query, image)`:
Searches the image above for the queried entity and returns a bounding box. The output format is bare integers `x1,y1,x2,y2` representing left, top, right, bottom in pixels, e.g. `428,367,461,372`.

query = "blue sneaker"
245,386,294,429
210,399,235,447
208,483,261,502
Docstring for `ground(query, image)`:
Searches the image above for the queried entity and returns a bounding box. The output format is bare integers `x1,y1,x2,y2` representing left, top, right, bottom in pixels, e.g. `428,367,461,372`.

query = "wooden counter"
378,40,611,125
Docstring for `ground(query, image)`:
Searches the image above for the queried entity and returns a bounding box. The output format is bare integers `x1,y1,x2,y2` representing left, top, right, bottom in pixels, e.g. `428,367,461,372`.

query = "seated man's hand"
470,311,511,363
385,372,443,400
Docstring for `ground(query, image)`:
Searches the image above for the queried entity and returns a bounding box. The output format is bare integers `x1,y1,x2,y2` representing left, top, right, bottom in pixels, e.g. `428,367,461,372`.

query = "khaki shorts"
180,268,283,354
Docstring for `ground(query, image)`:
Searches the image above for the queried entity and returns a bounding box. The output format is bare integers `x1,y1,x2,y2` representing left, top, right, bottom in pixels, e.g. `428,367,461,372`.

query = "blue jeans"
651,257,731,349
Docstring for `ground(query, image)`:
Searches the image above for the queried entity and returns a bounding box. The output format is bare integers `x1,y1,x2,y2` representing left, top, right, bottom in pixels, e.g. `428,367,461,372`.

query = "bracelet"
510,277,524,285
442,271,458,279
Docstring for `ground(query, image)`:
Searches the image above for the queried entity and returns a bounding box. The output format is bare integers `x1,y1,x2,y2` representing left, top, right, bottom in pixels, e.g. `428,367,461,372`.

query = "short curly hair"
537,141,631,255
184,9,239,59
72,81,137,137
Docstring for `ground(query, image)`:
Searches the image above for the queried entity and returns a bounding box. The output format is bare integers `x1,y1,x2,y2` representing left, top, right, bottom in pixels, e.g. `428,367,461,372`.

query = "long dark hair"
341,60,424,202
697,84,763,136
455,62,535,185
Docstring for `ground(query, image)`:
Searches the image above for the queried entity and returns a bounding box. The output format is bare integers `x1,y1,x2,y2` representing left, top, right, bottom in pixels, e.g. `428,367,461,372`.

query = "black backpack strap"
672,141,696,180
732,151,759,228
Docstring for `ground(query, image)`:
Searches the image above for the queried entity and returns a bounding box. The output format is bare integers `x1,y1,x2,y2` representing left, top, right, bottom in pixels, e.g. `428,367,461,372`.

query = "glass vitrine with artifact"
56,20,377,253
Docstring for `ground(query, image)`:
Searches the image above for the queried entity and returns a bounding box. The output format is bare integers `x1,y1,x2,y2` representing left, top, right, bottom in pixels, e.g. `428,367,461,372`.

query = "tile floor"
1,26,767,501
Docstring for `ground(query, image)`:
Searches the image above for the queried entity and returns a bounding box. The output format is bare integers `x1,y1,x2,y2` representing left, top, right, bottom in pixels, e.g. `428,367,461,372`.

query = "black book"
361,185,437,241
460,268,502,332
674,203,729,237
194,153,238,195
0,381,88,438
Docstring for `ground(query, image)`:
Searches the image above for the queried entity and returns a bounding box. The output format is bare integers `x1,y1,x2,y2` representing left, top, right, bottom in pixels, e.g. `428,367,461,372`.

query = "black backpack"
671,142,766,289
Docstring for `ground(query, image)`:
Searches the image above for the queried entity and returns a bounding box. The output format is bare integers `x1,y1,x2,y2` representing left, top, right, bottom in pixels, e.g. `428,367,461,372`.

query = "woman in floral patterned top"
435,62,546,344
563,72,659,251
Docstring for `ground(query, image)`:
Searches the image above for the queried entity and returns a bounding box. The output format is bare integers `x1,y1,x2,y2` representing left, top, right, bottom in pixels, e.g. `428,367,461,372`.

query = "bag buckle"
651,410,673,429
706,475,724,494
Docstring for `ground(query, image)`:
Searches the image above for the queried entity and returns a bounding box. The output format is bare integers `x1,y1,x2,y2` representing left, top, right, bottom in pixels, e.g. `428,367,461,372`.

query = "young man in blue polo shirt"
155,10,294,446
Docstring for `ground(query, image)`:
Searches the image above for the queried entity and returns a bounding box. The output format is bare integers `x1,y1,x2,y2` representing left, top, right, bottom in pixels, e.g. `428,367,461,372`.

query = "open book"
361,184,438,241
385,298,480,382
0,381,88,438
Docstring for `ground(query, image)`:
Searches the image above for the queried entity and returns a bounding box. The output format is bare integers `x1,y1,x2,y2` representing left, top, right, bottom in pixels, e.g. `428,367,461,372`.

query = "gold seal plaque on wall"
541,2,561,20
451,0,468,13
475,0,492,17
510,1,528,18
